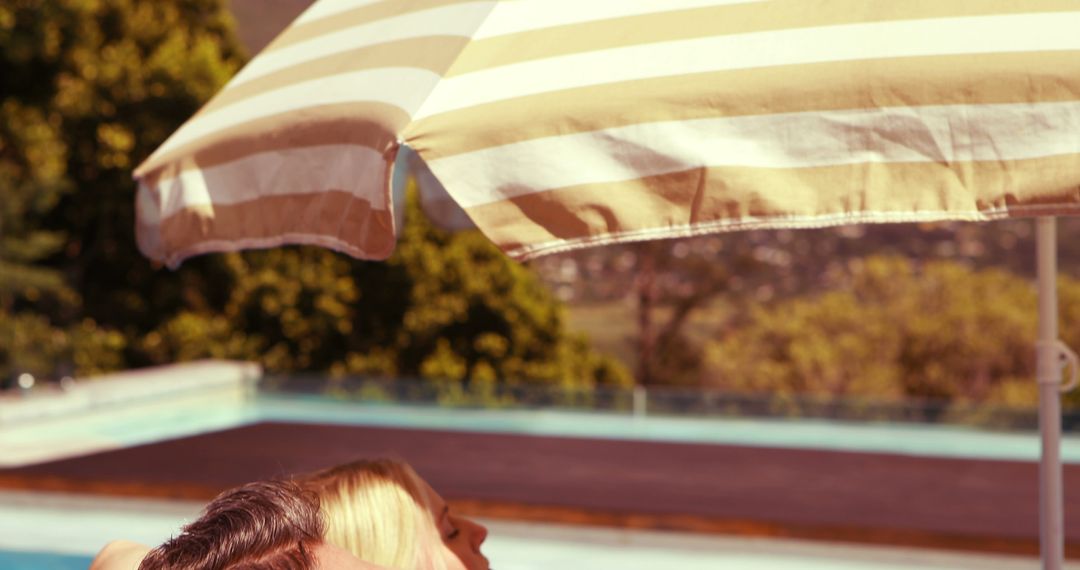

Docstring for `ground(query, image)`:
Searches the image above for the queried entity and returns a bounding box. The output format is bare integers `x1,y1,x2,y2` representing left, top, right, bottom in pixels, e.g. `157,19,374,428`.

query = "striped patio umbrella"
134,1,1080,567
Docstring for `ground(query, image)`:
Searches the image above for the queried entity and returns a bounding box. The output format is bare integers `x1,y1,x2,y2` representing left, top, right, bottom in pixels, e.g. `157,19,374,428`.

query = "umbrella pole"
1037,216,1064,570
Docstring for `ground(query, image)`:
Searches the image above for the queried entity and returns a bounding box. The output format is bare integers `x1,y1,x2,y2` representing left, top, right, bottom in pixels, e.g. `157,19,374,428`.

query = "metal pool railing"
260,373,1073,432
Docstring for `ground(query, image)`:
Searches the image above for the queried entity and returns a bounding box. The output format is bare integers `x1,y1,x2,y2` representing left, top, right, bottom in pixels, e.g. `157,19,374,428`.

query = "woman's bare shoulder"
88,540,151,570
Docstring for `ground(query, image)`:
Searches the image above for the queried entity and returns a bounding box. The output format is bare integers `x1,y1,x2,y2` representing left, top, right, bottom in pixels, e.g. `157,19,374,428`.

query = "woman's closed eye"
440,506,460,540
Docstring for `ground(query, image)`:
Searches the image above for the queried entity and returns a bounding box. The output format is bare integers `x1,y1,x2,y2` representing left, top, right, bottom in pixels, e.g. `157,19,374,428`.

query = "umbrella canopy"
134,0,1080,268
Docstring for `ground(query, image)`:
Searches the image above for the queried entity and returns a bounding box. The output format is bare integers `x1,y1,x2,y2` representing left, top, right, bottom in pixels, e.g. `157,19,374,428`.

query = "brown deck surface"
2,421,1079,556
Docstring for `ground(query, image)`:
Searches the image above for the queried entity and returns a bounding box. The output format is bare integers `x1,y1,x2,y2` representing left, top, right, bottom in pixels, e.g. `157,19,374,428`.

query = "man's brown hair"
139,479,324,570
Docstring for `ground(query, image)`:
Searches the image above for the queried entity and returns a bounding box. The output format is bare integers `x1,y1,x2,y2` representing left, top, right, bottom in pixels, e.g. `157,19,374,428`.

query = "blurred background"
4,1,1080,568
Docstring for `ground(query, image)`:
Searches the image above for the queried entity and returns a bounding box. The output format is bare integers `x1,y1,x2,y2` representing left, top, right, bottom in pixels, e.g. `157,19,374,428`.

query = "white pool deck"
3,361,1080,569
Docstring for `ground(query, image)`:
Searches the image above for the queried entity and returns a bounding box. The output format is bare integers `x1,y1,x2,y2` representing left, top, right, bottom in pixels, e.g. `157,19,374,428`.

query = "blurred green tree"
6,0,245,334
630,239,752,388
706,256,1080,408
0,0,226,379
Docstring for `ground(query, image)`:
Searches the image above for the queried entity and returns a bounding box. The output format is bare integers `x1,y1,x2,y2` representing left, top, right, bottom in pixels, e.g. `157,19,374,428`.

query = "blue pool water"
0,551,88,570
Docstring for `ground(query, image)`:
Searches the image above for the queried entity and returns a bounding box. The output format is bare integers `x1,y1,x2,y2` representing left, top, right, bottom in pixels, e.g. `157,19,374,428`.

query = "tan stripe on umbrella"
136,102,408,178
138,190,396,268
269,0,484,52
140,67,437,173
200,36,472,116
464,155,1080,260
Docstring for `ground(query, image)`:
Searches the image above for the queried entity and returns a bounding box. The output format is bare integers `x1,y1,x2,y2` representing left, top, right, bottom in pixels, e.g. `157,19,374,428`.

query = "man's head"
139,479,377,570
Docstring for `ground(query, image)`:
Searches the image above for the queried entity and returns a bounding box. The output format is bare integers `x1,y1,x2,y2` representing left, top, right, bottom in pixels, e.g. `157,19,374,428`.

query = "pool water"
0,551,88,570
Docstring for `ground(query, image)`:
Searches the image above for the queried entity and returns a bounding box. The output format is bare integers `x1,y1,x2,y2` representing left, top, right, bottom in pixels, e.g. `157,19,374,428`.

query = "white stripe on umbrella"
415,11,1080,120
426,101,1080,208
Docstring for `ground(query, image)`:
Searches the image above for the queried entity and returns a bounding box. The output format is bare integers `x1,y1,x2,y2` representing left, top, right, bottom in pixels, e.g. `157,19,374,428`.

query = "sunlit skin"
88,540,150,570
315,542,388,570
418,478,491,570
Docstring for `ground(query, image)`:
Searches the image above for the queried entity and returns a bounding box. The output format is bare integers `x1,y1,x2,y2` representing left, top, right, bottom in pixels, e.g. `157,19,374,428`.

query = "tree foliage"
706,256,1080,407
540,216,1080,390
0,0,240,379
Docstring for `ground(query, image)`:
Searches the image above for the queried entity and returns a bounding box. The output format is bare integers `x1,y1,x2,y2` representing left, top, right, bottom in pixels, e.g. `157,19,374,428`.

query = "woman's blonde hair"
302,458,445,570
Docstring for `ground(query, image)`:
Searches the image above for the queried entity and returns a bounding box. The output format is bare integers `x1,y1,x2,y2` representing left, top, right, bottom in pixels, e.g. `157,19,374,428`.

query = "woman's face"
418,478,490,570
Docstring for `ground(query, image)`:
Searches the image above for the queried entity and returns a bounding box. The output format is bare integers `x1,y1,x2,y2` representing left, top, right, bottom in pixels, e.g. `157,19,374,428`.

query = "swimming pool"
3,363,1079,569
0,490,1072,570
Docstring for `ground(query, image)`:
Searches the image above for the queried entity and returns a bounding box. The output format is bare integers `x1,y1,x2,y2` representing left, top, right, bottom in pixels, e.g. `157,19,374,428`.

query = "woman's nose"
464,517,488,548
